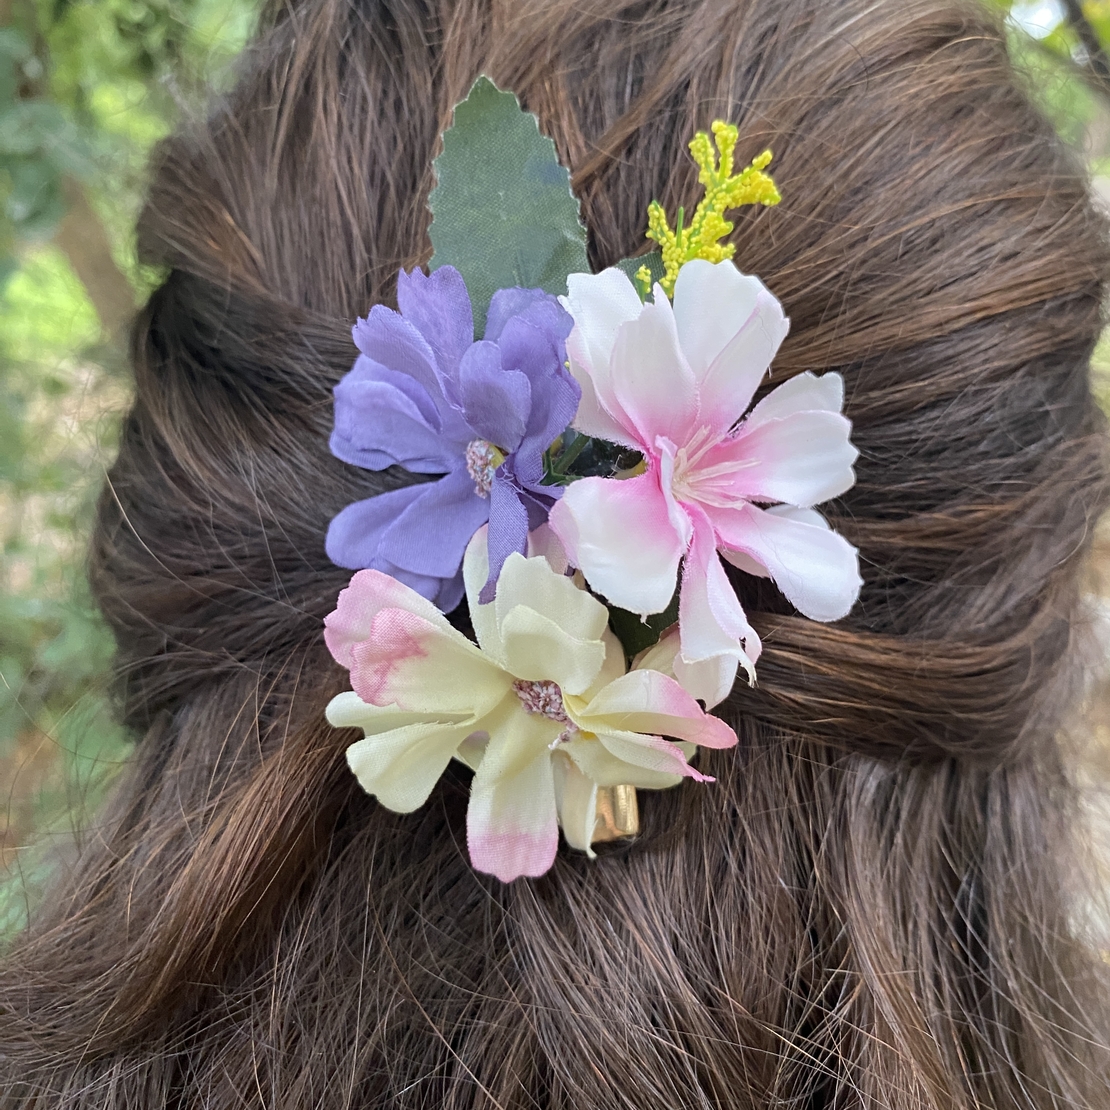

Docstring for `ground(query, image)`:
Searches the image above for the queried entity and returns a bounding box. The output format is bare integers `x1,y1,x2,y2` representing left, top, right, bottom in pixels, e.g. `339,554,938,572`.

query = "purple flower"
326,266,579,609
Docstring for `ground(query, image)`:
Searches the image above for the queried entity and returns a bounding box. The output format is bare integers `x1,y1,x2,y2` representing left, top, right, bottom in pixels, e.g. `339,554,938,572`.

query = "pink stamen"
512,679,578,747
465,439,500,497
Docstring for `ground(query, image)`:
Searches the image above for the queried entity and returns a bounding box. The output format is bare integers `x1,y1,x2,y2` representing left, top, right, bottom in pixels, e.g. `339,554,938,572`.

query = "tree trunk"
52,180,136,342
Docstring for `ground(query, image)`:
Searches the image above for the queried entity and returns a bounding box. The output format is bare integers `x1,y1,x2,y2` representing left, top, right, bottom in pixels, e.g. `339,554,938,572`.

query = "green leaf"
0,29,32,67
0,101,69,156
608,592,680,663
428,75,588,333
6,159,64,235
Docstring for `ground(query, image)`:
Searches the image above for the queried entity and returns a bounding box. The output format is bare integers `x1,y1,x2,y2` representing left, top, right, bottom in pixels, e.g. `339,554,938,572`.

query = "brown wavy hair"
2,0,1109,1105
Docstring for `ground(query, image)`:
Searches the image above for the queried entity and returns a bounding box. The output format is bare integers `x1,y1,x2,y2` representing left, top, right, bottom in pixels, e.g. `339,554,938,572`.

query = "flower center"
465,439,505,497
512,679,569,721
666,426,758,508
512,679,579,747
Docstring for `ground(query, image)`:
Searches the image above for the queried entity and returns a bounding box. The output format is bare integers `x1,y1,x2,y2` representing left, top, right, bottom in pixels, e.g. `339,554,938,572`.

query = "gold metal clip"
591,785,639,844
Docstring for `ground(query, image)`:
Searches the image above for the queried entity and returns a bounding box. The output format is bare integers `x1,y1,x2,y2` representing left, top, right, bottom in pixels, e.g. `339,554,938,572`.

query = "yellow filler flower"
636,120,780,299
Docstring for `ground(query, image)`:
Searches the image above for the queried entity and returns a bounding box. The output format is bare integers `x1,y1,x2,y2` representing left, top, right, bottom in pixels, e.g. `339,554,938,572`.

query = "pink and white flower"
324,527,737,883
549,259,862,707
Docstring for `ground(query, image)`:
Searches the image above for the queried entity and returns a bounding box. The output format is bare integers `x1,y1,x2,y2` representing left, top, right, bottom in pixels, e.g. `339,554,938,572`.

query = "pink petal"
467,709,560,882
526,523,569,573
720,548,769,577
710,503,862,622
577,668,737,749
608,291,699,448
706,409,858,508
323,569,451,670
549,470,688,617
688,279,789,437
348,606,504,713
744,370,844,430
656,437,697,550
677,508,761,706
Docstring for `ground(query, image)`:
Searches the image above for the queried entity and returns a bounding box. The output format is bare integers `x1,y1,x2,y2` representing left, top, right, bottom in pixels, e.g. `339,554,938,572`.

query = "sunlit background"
0,0,1108,934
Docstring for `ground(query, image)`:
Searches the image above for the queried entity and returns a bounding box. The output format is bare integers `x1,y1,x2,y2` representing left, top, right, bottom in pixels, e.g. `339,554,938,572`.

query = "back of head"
2,0,1109,1106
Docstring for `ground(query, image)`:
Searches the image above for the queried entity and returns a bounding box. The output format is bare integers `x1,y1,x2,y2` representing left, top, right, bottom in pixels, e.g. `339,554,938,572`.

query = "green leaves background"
0,0,259,936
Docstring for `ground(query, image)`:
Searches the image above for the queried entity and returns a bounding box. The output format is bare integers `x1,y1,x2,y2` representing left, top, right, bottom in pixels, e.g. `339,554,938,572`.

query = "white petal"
497,605,607,696
548,471,687,616
575,668,737,749
677,509,760,706
720,548,769,577
672,259,762,378
672,654,740,708
576,628,628,703
567,354,640,446
631,630,743,708
744,370,844,430
494,551,609,647
346,719,478,813
562,269,644,444
630,626,681,678
326,690,449,731
455,730,489,771
593,727,712,783
562,268,644,375
705,289,789,431
552,753,598,856
711,502,862,621
462,527,502,659
767,505,829,528
467,704,560,881
560,736,684,791
467,539,609,694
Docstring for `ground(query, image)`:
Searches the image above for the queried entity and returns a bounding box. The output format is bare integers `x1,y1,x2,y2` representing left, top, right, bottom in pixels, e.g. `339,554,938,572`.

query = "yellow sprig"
638,121,780,299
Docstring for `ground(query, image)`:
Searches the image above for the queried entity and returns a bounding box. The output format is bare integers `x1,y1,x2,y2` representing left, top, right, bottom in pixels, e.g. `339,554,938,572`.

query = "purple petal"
352,308,472,447
341,354,442,428
479,474,531,603
397,266,474,380
331,376,457,475
353,309,439,407
325,483,431,570
484,288,568,342
495,318,580,491
498,316,580,430
457,341,531,452
520,488,556,530
517,296,574,344
378,467,491,579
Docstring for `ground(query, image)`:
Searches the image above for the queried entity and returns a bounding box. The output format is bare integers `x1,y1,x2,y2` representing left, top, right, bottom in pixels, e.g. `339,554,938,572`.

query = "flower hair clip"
323,78,862,881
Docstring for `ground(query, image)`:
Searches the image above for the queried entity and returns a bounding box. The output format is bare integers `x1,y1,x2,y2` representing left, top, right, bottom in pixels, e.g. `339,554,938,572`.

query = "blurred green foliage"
0,0,1108,934
0,0,260,933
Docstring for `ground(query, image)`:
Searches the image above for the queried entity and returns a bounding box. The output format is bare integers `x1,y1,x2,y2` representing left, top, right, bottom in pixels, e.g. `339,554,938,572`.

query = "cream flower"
324,527,736,882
